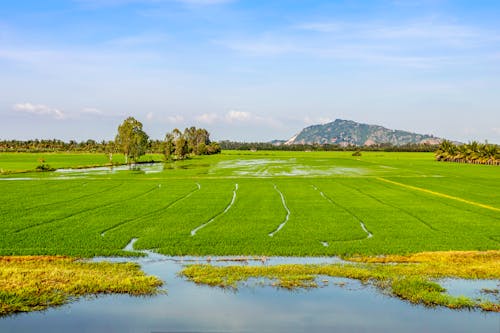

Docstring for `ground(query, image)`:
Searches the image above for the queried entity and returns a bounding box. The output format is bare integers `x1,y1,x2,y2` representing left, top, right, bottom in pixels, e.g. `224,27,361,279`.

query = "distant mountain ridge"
285,119,442,146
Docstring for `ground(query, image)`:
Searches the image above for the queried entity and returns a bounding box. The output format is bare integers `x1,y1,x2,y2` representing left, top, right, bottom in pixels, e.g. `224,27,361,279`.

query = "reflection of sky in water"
55,163,164,176
212,159,367,177
1,256,498,333
439,278,499,303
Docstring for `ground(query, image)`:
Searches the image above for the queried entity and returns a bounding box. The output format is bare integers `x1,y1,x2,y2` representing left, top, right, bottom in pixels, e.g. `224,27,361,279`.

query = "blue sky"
1,0,499,142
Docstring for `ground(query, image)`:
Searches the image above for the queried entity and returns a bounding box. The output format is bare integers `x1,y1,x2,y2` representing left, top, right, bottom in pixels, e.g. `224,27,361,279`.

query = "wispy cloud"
13,103,66,120
225,110,251,122
219,18,500,68
195,112,218,124
296,19,483,43
167,115,185,123
194,110,284,129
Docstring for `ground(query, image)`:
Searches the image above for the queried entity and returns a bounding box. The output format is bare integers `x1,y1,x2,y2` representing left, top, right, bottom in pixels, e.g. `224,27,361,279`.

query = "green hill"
286,119,441,146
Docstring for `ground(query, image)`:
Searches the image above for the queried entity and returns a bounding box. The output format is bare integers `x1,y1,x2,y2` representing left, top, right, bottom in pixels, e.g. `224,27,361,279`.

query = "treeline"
0,117,221,163
0,139,114,153
218,140,440,152
435,140,499,165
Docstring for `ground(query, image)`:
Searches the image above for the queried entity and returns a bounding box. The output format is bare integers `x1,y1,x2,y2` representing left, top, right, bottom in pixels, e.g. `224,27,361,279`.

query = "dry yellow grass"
348,250,500,279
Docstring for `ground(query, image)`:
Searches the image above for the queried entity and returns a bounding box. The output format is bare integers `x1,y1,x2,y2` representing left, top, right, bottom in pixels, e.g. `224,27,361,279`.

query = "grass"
0,256,163,316
0,151,498,257
180,250,500,312
0,151,498,314
0,152,163,174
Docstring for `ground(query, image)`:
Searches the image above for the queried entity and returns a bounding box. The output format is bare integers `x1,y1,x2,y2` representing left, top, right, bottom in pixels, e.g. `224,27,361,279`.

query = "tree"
174,136,189,160
115,117,149,164
164,132,175,161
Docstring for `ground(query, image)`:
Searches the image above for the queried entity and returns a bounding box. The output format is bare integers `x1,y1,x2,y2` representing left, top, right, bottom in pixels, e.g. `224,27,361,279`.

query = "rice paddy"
0,150,499,317
0,151,498,257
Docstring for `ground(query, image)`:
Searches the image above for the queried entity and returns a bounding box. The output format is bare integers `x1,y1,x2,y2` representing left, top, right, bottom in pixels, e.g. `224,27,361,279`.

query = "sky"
0,0,499,143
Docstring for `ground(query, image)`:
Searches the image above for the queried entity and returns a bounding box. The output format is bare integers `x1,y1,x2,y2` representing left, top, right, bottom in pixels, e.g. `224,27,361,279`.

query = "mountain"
285,119,442,146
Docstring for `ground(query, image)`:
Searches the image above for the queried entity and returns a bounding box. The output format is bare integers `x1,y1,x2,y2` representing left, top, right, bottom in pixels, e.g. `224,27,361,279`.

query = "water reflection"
55,163,164,176
1,254,498,333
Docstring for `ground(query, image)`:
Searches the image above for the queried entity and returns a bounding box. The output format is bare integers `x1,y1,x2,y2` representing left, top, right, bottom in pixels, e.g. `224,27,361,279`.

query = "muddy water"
0,253,498,333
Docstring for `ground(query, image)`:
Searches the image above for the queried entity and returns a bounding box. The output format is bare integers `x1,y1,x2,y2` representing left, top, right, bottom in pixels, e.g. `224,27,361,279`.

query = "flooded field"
0,252,498,333
0,152,498,331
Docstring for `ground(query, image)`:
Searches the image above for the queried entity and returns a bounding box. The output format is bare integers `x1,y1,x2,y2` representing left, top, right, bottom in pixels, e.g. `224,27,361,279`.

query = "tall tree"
115,117,149,164
164,132,174,161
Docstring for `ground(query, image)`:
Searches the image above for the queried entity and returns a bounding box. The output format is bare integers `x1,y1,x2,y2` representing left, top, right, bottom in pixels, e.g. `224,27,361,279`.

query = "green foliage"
436,140,499,165
0,151,498,257
115,117,149,164
164,126,219,160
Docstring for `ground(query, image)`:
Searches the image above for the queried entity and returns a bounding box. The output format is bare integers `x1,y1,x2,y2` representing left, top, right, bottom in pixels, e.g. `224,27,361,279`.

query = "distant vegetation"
0,117,221,162
219,140,439,152
435,140,499,165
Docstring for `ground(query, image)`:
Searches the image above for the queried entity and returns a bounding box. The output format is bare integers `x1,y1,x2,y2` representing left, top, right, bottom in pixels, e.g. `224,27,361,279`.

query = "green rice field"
0,151,498,257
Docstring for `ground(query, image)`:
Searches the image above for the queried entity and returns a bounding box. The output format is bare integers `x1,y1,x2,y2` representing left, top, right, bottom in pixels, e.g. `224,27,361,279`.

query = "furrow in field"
337,181,439,232
190,183,238,236
312,185,372,239
22,182,124,212
268,184,291,237
376,177,500,212
14,183,158,233
102,183,202,236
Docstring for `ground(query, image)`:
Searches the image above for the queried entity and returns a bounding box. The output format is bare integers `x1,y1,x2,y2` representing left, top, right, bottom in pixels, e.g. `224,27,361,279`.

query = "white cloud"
167,115,184,123
193,110,284,129
146,112,154,120
13,103,66,120
225,110,251,122
195,112,219,124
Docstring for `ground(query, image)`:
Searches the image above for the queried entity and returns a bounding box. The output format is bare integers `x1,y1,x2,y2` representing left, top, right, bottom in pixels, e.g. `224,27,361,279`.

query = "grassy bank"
181,251,500,312
0,256,162,316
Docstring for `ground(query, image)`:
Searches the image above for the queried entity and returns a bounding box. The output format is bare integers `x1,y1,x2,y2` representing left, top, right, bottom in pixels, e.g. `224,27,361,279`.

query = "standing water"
0,251,498,333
